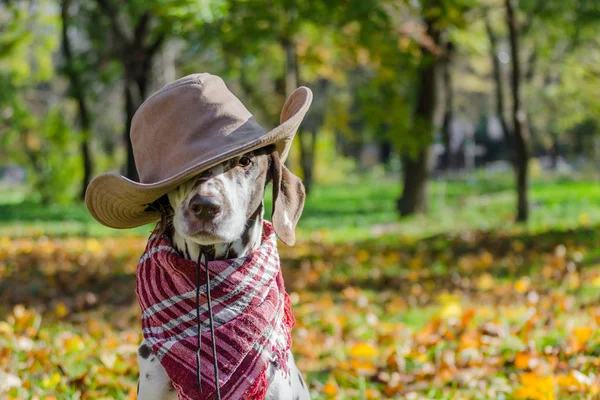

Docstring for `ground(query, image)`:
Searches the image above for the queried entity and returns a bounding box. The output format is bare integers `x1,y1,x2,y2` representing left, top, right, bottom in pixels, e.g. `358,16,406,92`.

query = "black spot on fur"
184,241,191,260
295,396,300,400
227,247,238,259
145,372,151,379
298,372,305,388
138,344,152,359
240,203,263,251
240,222,253,250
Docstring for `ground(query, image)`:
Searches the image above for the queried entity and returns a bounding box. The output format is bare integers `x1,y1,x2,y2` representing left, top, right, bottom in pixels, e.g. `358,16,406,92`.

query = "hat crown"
131,73,265,184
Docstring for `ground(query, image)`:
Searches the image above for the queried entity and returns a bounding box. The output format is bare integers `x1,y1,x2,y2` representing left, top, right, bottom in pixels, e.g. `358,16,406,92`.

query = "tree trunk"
283,38,298,99
398,151,429,215
239,61,278,125
94,1,164,182
61,0,93,200
441,41,454,171
122,44,155,181
282,37,318,194
124,80,139,181
549,136,559,169
380,140,393,172
282,38,299,172
299,128,317,195
506,0,530,222
484,10,512,154
398,19,440,216
524,49,541,154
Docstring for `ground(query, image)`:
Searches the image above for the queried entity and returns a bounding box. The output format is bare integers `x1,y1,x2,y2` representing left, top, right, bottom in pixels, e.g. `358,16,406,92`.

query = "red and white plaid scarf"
136,221,295,399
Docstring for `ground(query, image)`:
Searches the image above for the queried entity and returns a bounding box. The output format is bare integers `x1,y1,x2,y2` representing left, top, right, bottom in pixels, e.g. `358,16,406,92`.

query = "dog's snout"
189,195,221,220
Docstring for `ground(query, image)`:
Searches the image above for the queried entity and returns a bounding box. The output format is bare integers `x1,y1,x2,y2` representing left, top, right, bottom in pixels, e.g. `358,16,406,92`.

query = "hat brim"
85,86,312,229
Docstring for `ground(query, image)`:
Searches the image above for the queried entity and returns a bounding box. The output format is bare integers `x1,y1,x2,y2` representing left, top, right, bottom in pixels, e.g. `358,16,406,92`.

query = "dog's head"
160,145,304,246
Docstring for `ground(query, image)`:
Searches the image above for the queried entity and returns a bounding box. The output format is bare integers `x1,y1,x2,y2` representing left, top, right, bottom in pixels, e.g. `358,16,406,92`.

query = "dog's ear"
269,151,305,246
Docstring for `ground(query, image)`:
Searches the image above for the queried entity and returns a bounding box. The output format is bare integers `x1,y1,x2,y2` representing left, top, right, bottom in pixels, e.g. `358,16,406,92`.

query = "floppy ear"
269,151,305,246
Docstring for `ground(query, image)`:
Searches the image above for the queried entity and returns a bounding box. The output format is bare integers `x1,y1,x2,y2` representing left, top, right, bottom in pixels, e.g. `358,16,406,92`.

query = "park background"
1,0,600,398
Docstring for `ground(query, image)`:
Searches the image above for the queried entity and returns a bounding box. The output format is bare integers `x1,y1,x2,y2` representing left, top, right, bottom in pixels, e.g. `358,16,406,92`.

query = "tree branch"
147,33,165,57
94,0,131,44
134,12,151,44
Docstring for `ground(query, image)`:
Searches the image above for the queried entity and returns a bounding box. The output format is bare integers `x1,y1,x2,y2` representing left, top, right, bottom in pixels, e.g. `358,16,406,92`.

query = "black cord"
197,249,221,399
196,251,203,395
204,250,221,400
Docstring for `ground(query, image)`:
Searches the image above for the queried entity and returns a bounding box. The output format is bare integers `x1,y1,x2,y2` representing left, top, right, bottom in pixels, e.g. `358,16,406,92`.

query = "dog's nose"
189,195,221,220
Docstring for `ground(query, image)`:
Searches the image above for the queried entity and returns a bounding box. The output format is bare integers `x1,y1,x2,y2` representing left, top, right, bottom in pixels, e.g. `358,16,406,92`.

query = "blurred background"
1,0,600,398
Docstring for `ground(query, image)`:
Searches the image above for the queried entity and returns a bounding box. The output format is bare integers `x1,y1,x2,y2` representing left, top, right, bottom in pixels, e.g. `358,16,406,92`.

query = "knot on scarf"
136,222,295,399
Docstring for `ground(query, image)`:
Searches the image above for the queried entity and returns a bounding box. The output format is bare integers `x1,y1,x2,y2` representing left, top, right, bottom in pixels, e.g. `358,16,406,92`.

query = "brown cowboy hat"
85,73,312,229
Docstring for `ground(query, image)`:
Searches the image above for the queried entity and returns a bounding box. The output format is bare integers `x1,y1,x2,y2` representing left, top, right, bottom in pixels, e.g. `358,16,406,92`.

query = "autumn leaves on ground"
2,177,600,399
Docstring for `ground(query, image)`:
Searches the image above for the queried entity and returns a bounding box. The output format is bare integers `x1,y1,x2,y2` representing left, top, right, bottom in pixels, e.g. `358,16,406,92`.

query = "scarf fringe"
243,363,269,399
243,292,296,398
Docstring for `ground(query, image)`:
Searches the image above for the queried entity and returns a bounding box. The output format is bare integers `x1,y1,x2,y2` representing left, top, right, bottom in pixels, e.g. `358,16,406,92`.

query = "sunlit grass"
2,172,600,242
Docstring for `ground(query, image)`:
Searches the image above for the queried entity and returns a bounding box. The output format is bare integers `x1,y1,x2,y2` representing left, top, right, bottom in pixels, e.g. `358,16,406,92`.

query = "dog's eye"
237,156,252,167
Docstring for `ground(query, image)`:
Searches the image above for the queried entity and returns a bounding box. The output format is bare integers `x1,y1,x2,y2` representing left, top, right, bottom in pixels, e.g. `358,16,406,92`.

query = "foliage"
0,1,84,203
520,0,600,150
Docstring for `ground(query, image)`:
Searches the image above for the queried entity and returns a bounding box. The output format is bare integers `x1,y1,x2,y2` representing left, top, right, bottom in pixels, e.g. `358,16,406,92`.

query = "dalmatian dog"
136,145,311,400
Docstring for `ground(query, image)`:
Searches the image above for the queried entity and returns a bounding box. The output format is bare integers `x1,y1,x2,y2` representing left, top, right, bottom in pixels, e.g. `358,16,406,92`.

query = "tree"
397,0,477,216
60,0,93,200
83,0,227,181
521,0,600,164
397,15,441,216
484,8,512,160
1,0,81,203
196,0,390,194
440,40,455,171
505,0,529,222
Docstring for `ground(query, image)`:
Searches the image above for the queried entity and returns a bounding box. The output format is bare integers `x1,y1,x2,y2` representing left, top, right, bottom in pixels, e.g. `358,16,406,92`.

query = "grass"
2,171,600,241
2,171,600,398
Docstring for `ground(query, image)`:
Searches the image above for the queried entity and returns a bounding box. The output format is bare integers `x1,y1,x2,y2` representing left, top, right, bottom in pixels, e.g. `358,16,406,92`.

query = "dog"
136,145,311,400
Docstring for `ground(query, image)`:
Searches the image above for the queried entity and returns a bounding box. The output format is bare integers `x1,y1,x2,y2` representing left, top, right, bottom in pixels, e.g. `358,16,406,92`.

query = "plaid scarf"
136,221,295,399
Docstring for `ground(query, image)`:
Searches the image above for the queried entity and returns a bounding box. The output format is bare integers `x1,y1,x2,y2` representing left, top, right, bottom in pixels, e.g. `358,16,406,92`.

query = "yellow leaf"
41,372,61,389
322,381,338,396
85,238,103,255
557,370,592,392
515,352,532,370
356,249,369,263
365,388,379,399
515,277,531,294
349,343,377,359
514,373,555,400
55,302,69,318
441,301,462,319
64,334,85,353
573,327,592,345
0,321,14,335
476,273,494,291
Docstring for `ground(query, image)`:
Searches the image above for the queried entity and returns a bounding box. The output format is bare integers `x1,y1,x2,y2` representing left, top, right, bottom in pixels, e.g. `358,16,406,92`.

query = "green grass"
3,172,600,242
